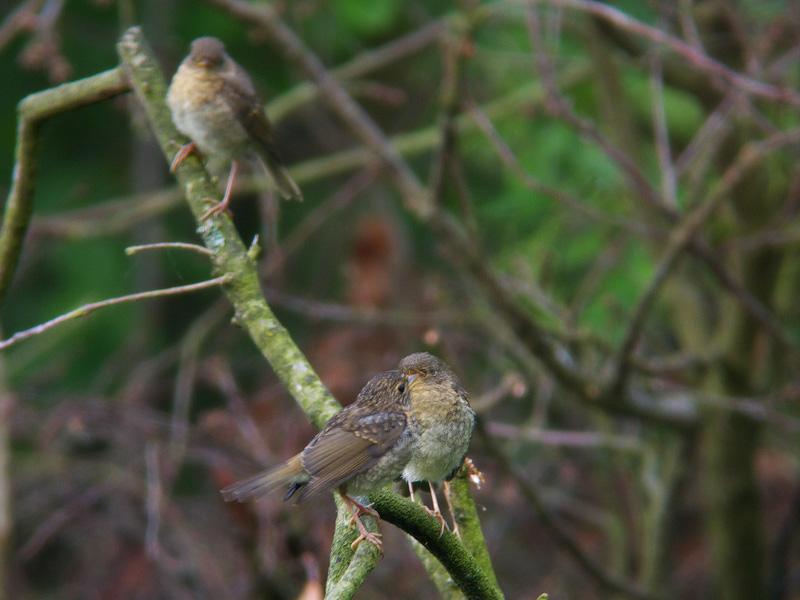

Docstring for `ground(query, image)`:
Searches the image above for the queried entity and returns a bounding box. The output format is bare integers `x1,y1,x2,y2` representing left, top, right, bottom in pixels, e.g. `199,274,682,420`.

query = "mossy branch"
369,489,503,600
0,67,129,308
117,25,503,599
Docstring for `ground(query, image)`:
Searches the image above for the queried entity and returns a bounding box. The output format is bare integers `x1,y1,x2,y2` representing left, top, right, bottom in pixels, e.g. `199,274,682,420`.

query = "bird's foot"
200,200,233,221
346,496,379,524
423,505,448,538
351,520,383,552
201,160,239,221
342,494,382,552
170,142,197,173
442,480,461,539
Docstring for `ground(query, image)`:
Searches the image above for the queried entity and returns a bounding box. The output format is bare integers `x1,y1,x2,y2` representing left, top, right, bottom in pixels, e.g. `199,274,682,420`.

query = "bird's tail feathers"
221,454,306,502
260,152,303,201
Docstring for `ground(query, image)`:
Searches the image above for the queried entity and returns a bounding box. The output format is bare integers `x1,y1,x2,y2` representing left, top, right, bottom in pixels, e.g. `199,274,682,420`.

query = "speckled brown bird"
399,352,475,535
167,36,302,220
221,370,415,550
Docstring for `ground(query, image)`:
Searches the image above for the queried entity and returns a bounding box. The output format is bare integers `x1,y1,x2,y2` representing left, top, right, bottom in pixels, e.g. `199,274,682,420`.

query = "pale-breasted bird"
399,352,475,535
221,369,415,550
167,36,302,220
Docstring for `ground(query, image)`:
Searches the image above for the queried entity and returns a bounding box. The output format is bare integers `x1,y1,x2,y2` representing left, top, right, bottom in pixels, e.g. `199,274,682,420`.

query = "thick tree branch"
0,66,129,308
369,489,504,600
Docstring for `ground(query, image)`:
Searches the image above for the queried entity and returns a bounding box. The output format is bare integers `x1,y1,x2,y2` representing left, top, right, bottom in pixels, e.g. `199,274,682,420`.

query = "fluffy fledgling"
167,36,301,219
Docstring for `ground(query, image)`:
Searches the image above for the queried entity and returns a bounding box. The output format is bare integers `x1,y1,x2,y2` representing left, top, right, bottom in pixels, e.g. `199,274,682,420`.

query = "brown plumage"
221,369,416,549
167,36,302,219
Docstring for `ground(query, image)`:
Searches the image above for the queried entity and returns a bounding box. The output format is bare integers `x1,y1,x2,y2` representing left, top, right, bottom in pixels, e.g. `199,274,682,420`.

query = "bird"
399,352,475,536
221,369,416,550
167,36,302,220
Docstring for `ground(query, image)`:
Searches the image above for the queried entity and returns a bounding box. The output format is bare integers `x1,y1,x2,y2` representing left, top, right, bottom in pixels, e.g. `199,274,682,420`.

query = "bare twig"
126,242,213,257
526,0,800,107
477,421,658,600
609,129,800,392
486,422,641,451
0,275,231,351
205,358,272,464
145,442,162,559
18,484,109,561
269,19,444,122
266,290,465,327
0,0,44,52
649,40,677,207
525,5,793,355
0,354,11,600
468,103,658,237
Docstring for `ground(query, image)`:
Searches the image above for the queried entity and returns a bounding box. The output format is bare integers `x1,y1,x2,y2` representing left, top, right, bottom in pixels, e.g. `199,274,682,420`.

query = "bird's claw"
170,142,197,173
201,201,233,221
343,494,382,551
351,529,383,552
424,505,448,537
347,502,379,525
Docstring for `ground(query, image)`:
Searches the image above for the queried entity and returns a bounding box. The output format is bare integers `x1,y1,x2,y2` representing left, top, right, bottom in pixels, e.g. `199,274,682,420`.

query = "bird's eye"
397,383,406,393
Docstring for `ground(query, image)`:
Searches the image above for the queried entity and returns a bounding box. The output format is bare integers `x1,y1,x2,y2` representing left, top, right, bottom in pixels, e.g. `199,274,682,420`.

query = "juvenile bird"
221,370,415,550
399,352,475,535
167,36,302,220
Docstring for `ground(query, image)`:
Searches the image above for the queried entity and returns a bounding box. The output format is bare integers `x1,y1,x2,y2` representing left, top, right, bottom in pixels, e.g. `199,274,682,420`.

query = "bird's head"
188,37,227,70
398,352,453,390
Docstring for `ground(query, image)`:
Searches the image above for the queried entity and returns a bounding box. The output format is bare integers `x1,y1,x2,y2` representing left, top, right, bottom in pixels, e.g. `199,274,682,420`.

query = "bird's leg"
339,491,382,551
442,480,461,539
424,481,448,537
170,142,197,173
202,159,239,220
407,479,416,500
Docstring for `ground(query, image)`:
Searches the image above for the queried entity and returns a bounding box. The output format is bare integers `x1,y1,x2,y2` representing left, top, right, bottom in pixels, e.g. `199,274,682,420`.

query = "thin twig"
477,421,658,600
527,0,800,106
609,129,800,392
649,37,677,207
268,19,444,122
126,242,213,257
145,442,162,560
525,5,793,354
0,0,43,52
486,422,641,451
0,275,231,351
468,103,658,237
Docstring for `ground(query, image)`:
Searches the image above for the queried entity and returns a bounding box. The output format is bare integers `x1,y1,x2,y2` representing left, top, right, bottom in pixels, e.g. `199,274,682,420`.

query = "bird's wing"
219,65,302,200
293,410,407,501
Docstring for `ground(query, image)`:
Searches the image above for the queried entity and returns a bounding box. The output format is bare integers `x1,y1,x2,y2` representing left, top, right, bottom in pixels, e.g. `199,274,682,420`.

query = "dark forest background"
1,0,799,598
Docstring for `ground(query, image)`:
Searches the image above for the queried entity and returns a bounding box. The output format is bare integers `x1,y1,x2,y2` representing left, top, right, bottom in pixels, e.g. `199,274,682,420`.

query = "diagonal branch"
0,275,231,352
